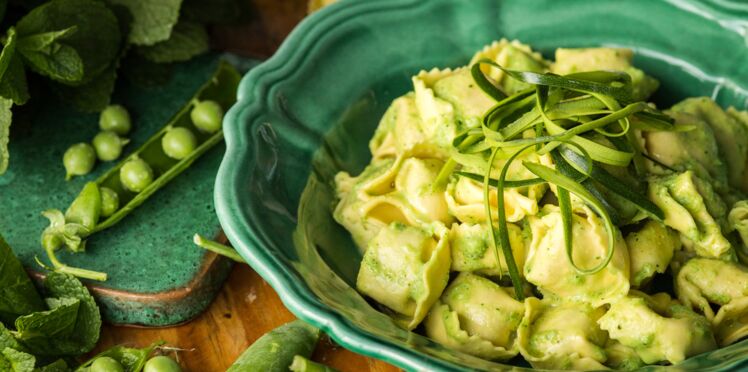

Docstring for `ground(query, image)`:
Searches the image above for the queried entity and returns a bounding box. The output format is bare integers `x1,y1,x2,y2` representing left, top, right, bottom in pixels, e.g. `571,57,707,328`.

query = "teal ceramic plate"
215,0,748,370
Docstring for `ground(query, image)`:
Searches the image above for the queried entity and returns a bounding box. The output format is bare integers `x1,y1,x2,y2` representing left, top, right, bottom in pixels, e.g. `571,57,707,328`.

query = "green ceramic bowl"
215,0,748,370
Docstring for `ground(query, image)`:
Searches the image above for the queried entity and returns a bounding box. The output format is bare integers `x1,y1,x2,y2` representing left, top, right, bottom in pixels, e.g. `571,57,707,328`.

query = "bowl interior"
217,0,748,370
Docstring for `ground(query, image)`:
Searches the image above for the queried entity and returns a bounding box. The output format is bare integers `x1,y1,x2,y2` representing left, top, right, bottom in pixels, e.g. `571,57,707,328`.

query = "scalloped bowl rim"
215,0,748,371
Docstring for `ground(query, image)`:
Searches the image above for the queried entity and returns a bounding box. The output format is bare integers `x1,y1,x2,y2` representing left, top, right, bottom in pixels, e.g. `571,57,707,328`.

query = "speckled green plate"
0,54,257,326
215,0,748,370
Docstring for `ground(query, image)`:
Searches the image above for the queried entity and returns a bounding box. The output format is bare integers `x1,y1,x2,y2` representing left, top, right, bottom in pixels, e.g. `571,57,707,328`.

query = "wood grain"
96,264,400,371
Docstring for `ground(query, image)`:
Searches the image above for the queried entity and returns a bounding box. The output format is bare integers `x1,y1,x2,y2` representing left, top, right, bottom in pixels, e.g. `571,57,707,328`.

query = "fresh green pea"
91,356,124,372
190,100,223,133
63,143,96,180
120,158,154,192
162,127,197,160
100,187,120,217
144,356,182,372
93,131,129,162
100,104,132,135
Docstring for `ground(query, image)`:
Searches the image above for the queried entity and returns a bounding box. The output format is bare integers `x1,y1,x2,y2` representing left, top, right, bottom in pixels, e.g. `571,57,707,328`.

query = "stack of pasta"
333,39,748,370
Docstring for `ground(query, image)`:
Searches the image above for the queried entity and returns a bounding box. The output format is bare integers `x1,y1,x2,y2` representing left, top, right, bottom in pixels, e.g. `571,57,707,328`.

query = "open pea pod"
39,61,241,281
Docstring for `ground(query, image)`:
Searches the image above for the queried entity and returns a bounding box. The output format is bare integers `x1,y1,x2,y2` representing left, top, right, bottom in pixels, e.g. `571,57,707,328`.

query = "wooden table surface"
94,1,400,371
96,264,399,371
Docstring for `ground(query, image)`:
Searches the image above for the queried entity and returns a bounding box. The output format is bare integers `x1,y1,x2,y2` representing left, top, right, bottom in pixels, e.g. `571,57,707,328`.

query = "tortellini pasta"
524,205,630,307
517,298,608,371
469,39,547,95
369,93,442,159
625,220,681,287
445,151,550,224
369,66,493,160
449,222,526,276
333,40,742,369
603,340,645,371
334,156,452,249
432,67,496,128
425,273,523,360
712,296,748,347
729,200,748,263
597,292,717,364
670,97,748,194
676,257,748,320
550,47,659,101
648,171,733,260
356,222,450,329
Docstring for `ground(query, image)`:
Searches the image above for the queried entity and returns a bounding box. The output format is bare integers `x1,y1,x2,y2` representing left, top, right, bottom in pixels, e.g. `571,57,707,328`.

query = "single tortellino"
369,66,489,159
524,205,630,307
517,298,608,371
411,68,460,152
445,151,550,224
642,108,728,193
425,273,524,360
671,97,748,194
335,158,401,248
469,39,548,95
729,200,748,263
676,257,748,320
605,338,646,371
449,222,526,276
625,220,681,287
648,171,733,260
598,292,716,365
334,156,453,249
550,47,659,101
357,222,450,329
727,107,748,192
604,340,645,371
712,296,748,346
369,93,445,159
432,67,496,128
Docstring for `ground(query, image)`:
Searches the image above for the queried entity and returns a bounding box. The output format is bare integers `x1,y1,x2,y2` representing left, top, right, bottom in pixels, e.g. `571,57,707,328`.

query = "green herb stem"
193,234,245,263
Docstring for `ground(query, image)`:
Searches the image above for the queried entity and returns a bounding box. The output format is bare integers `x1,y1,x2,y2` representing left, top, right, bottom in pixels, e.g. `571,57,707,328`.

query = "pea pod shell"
226,320,320,372
64,182,101,232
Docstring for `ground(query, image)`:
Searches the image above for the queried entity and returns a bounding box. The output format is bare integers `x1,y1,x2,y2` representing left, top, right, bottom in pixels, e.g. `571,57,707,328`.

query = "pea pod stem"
193,234,244,263
36,250,108,282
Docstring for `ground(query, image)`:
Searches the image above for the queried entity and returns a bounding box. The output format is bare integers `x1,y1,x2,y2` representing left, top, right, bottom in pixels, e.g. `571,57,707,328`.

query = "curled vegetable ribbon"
441,58,672,298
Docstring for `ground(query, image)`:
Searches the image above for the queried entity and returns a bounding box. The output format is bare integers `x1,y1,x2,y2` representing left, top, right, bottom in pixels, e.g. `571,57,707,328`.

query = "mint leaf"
42,272,100,355
108,0,183,46
0,56,29,106
16,26,77,53
16,42,83,83
13,297,80,341
16,273,100,357
76,341,163,371
0,27,28,107
16,0,121,85
1,347,35,372
0,27,17,80
0,323,22,351
136,20,208,63
53,62,117,112
0,234,46,325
